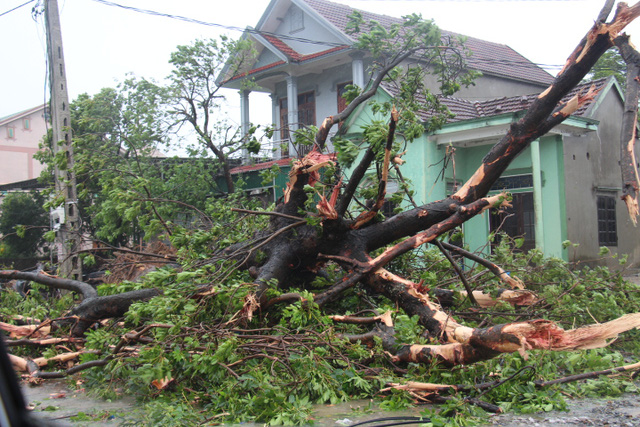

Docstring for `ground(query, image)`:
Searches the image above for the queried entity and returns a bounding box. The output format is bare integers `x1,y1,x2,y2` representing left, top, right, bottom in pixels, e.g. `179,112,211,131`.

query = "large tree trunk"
235,1,640,367
4,2,640,389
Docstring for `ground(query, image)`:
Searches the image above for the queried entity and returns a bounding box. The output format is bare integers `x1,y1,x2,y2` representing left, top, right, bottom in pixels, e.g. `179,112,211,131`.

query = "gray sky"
2,0,639,126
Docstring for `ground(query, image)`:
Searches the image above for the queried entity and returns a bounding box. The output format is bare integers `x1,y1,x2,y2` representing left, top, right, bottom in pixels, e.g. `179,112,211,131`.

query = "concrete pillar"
350,52,365,89
270,93,280,158
240,89,251,161
286,76,298,153
531,139,545,253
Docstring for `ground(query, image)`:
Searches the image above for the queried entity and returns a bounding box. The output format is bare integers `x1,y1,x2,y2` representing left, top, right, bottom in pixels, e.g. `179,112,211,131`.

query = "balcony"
251,139,313,163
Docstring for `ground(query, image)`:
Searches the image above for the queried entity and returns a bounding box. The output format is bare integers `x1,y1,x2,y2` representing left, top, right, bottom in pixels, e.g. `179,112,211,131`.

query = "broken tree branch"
433,239,478,306
436,241,525,290
614,35,640,224
0,270,97,300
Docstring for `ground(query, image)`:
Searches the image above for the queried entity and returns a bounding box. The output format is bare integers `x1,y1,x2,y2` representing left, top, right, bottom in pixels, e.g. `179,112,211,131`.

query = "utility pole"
45,0,82,280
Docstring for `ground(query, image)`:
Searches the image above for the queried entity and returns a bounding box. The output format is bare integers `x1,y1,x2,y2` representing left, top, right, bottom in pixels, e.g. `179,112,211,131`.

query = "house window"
6,127,15,139
491,174,534,191
297,91,315,128
597,195,618,246
337,82,352,114
382,179,399,218
279,91,316,156
488,174,536,251
289,5,304,33
490,192,536,251
23,118,31,130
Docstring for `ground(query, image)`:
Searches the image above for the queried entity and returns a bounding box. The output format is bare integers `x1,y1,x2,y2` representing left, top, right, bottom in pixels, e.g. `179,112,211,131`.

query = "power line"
0,0,36,18
348,0,582,2
89,0,346,48
90,0,572,73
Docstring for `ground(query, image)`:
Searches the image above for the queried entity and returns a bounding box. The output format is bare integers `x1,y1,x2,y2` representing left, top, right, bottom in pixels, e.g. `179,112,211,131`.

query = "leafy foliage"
588,48,627,88
4,224,639,425
6,9,640,427
0,191,49,258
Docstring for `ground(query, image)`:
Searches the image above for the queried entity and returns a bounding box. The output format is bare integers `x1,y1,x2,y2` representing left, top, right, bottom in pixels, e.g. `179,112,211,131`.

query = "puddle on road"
22,380,431,426
22,379,138,425
21,379,640,426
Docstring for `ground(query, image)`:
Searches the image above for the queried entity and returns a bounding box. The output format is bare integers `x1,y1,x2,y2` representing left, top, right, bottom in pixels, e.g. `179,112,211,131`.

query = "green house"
220,0,640,267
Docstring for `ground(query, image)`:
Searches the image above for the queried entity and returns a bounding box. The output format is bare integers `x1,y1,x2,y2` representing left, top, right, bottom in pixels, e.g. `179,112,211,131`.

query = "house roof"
301,0,554,86
223,0,554,88
380,77,611,125
0,178,45,192
441,77,610,122
0,105,47,127
258,33,348,64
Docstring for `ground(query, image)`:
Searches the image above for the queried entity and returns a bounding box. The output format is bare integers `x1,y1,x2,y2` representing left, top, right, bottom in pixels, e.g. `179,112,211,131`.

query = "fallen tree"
3,1,640,424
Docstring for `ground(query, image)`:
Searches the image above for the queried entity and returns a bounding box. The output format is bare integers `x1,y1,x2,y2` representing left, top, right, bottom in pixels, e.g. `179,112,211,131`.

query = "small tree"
0,192,49,258
167,36,258,194
36,78,222,247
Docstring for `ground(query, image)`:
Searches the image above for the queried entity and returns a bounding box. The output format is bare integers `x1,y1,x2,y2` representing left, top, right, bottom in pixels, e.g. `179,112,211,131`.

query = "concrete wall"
273,61,354,150
270,57,549,153
422,72,547,100
563,85,640,267
0,107,47,185
273,3,345,56
255,48,282,69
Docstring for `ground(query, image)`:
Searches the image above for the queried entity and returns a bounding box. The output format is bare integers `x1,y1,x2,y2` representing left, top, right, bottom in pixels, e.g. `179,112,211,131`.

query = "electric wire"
89,0,348,48
2,0,622,76
86,0,571,73
0,0,36,18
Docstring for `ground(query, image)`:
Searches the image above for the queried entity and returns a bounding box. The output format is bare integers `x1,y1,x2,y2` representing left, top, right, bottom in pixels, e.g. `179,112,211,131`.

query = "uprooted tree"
3,1,640,423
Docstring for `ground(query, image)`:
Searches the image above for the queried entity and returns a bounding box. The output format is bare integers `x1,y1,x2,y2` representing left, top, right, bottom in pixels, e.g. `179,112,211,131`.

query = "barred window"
597,195,617,246
289,5,304,33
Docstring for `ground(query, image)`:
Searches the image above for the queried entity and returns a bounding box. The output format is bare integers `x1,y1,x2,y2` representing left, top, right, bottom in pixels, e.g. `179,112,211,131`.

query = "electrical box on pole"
45,0,82,280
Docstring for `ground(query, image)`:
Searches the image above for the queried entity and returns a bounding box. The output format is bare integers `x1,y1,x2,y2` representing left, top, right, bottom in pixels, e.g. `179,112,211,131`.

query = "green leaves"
0,191,49,258
333,137,360,168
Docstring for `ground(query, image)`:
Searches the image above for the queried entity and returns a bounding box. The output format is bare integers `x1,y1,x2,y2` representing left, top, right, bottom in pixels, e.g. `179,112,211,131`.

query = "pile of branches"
2,1,640,421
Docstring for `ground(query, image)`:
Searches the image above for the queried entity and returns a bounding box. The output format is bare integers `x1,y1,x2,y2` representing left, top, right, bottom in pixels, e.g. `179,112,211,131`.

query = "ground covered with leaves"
3,199,640,426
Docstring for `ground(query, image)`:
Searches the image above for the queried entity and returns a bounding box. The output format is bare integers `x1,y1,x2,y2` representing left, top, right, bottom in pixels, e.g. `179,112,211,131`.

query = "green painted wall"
329,89,569,262
216,165,292,202
535,135,568,259
396,133,567,260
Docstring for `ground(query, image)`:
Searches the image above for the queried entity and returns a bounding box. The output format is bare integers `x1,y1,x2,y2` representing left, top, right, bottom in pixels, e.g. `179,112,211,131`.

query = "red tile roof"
226,60,286,82
261,34,348,62
231,34,347,80
302,0,554,86
263,34,302,60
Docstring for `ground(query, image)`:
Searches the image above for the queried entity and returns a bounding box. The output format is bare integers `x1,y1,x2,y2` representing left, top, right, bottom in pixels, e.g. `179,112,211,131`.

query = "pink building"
0,105,48,185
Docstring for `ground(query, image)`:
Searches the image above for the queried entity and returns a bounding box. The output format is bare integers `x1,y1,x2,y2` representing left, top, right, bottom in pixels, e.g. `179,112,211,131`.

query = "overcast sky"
2,0,640,126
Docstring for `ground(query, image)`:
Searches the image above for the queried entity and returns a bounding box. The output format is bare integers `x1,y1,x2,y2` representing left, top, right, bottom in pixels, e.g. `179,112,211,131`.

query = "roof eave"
430,112,598,147
0,105,47,127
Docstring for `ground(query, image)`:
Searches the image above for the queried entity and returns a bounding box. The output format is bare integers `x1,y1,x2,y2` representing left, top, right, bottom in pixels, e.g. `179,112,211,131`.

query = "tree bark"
614,35,640,223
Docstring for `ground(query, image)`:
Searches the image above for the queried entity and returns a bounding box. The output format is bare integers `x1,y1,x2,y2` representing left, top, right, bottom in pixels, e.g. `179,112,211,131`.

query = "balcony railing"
251,139,313,163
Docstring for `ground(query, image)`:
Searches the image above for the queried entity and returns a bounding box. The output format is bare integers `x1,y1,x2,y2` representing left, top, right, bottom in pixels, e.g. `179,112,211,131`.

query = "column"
270,93,280,158
350,52,365,89
531,139,545,253
286,75,298,154
240,89,251,162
